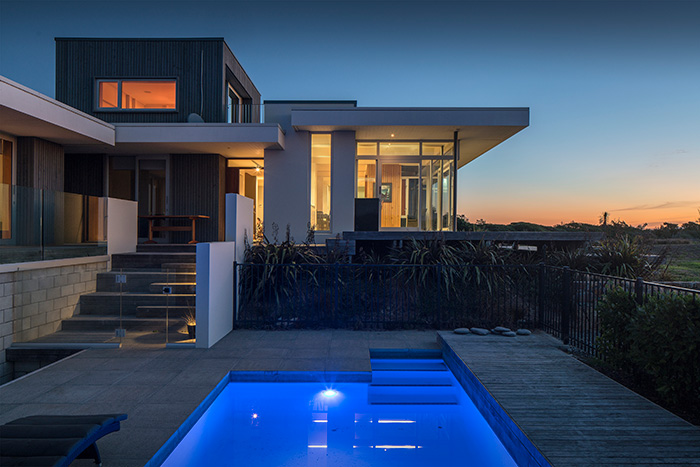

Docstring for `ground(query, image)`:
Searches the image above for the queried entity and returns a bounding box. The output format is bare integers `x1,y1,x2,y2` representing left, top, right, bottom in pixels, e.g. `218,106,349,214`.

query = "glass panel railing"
0,183,107,264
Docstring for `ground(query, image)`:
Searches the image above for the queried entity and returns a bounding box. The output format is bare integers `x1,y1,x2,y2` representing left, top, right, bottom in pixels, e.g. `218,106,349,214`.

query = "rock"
454,328,470,335
502,331,517,337
494,326,511,333
470,327,490,336
516,329,532,336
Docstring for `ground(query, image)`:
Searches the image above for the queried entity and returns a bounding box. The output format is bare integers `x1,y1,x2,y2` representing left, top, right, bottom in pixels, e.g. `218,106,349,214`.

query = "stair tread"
371,371,453,387
367,386,458,405
371,359,448,372
82,292,196,297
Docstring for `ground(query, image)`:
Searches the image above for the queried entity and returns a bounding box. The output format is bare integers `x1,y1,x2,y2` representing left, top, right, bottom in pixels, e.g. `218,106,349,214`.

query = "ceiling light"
390,133,395,138
322,389,338,398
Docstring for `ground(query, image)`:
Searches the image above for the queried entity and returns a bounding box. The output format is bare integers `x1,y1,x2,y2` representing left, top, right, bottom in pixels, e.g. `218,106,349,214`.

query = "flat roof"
64,123,284,159
0,76,115,145
291,107,529,168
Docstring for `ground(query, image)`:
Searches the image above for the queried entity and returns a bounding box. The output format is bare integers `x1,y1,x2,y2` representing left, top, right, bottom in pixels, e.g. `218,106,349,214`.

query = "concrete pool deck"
1,329,699,466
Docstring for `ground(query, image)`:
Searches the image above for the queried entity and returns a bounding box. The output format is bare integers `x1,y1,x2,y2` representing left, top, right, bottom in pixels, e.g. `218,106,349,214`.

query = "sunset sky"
1,0,698,227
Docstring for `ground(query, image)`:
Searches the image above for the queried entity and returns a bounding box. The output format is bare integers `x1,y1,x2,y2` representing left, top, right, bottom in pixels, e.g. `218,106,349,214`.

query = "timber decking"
439,331,700,466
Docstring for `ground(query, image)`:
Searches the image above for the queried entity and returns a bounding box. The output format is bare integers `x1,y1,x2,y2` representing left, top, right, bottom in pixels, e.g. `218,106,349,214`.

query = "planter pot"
187,324,196,339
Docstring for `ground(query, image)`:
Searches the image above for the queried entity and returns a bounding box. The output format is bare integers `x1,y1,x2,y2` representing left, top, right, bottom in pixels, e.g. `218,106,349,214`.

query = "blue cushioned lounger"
0,413,127,467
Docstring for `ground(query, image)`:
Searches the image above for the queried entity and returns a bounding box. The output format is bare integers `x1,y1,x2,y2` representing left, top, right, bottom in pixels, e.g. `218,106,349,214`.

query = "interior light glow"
312,420,328,423
377,420,416,424
322,389,338,398
252,413,258,419
308,445,327,449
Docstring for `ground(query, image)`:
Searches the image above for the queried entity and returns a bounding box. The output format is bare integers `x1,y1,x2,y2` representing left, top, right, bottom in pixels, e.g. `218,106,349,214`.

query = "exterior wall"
264,103,311,242
15,137,64,191
264,103,358,243
329,131,356,239
170,154,226,242
0,257,108,383
56,38,226,123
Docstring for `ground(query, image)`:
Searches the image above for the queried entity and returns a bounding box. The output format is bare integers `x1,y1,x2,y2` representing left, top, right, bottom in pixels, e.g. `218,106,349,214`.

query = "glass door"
137,158,167,240
421,159,453,231
380,162,420,229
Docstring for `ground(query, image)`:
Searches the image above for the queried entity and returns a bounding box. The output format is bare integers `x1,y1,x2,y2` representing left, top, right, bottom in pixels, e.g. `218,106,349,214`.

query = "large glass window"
356,160,376,198
1,139,12,239
357,141,454,231
97,80,176,110
311,134,332,231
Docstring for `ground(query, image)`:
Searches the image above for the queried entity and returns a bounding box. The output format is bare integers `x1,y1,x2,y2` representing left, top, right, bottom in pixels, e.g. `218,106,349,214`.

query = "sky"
1,0,699,227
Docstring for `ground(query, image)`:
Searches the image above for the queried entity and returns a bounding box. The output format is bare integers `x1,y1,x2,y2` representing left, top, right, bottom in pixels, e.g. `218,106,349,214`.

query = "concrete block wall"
0,257,108,383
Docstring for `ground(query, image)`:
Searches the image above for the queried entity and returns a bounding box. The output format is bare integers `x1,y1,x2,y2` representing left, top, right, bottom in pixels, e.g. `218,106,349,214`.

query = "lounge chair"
0,413,127,466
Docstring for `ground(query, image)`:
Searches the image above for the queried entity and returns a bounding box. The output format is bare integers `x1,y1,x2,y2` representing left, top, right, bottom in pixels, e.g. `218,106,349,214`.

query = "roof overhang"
291,107,529,168
0,75,115,145
64,123,285,158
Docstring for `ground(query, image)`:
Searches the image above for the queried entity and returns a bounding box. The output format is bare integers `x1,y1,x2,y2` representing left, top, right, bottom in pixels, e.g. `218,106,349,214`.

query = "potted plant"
183,306,196,339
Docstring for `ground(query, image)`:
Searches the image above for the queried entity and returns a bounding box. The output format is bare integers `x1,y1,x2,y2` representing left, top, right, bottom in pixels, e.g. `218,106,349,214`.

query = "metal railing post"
562,267,571,345
635,277,644,306
538,263,545,329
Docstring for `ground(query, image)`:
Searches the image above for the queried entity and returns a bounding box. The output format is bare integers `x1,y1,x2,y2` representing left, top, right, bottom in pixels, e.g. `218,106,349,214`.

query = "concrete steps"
97,271,196,293
111,252,196,270
67,245,198,334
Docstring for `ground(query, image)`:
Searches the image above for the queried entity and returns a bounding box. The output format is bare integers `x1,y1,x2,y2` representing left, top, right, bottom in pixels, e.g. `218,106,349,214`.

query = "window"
97,79,176,110
227,84,241,123
310,134,331,231
1,138,12,239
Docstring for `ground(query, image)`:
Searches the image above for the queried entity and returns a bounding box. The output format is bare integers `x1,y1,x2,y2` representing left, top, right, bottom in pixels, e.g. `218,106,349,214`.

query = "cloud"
611,201,700,212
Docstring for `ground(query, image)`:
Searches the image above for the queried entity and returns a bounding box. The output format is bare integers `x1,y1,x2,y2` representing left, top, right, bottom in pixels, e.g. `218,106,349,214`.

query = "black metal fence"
233,262,700,358
234,263,539,330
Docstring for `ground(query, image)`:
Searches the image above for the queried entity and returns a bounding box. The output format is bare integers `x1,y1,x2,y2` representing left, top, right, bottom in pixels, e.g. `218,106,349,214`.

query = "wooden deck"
439,331,700,466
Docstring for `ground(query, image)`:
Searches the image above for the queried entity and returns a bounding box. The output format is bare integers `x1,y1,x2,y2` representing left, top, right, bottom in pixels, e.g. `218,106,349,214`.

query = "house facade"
3,37,528,247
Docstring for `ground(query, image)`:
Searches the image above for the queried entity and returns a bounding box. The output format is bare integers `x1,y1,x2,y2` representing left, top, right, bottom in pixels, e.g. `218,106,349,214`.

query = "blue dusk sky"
1,0,698,227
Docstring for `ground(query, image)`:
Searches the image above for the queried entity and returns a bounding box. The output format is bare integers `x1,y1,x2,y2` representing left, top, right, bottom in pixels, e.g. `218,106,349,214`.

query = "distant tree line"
456,210,700,240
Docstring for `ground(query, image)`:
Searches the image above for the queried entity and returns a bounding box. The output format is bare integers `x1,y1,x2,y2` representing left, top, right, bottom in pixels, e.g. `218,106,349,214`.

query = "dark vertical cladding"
170,154,225,242
16,137,64,191
64,154,104,196
55,38,226,123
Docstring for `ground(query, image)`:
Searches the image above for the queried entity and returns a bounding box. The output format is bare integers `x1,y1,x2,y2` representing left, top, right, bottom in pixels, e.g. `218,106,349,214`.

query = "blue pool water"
160,359,518,466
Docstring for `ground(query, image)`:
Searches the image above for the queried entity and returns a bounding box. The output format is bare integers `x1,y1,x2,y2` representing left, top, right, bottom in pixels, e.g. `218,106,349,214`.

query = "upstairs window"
96,79,176,110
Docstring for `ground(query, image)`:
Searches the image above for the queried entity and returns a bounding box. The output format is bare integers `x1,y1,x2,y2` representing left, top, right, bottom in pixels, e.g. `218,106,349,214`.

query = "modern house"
0,37,529,380
49,37,528,244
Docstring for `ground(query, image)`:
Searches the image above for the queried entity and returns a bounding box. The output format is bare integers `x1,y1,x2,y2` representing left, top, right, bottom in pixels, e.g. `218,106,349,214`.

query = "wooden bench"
139,215,210,244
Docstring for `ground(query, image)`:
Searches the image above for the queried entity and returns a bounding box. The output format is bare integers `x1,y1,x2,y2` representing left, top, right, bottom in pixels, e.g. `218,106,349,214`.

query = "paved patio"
1,329,699,466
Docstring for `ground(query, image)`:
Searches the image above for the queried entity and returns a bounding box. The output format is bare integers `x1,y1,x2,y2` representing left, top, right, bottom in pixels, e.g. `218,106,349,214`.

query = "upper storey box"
55,38,260,124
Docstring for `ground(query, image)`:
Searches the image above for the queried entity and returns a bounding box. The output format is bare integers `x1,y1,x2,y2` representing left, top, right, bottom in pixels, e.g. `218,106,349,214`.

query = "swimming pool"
156,358,520,466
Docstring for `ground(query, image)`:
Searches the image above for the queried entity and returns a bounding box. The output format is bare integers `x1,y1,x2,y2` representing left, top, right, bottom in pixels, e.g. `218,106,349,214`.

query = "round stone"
516,329,532,336
502,331,517,337
494,326,511,333
454,328,470,335
470,327,490,336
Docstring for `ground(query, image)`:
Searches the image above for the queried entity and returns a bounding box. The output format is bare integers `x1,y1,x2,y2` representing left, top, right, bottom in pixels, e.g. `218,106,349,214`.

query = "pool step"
369,359,457,405
371,359,448,372
371,370,453,387
367,386,458,405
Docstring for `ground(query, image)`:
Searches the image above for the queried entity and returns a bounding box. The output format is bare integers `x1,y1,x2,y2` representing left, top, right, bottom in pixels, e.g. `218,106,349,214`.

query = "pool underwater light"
322,389,338,398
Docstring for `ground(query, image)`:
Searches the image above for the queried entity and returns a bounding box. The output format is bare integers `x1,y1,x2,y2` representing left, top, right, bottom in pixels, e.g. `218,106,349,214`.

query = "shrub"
595,288,637,369
629,294,700,405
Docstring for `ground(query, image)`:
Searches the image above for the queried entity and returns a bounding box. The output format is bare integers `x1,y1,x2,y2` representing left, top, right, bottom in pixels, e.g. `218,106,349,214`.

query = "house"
49,37,527,244
0,37,529,379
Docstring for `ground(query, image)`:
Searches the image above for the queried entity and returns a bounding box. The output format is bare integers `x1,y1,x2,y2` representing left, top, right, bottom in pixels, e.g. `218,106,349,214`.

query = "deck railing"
234,262,700,359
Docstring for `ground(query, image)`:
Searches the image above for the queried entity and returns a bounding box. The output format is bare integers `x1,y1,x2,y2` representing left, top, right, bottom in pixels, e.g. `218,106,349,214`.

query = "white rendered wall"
225,194,254,264
264,103,357,243
195,242,235,348
107,198,137,257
